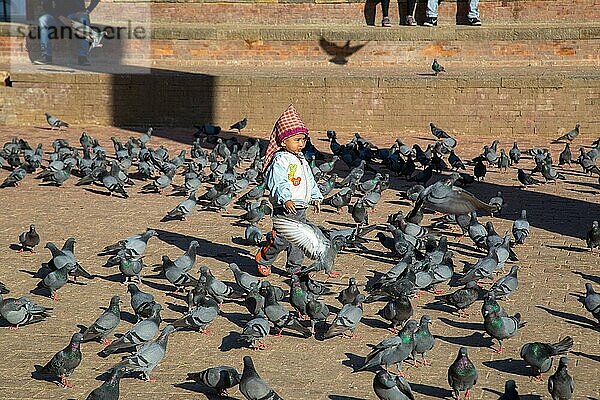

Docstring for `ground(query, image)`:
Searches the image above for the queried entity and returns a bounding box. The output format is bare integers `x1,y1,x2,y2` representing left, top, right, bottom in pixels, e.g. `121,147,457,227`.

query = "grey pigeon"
432,59,445,75
36,265,69,300
489,191,504,216
512,210,530,245
414,178,498,216
245,225,263,246
448,347,478,400
186,366,241,396
19,224,40,252
117,255,144,283
264,285,311,337
306,297,329,336
583,283,600,324
128,283,156,320
45,112,69,129
324,294,364,339
111,324,176,381
338,277,361,305
491,266,519,300
359,319,418,372
499,380,520,400
174,241,198,272
548,357,574,400
162,255,198,292
520,336,573,380
435,281,480,317
199,266,236,305
82,296,122,345
86,367,125,400
0,295,52,328
558,143,572,166
483,307,525,354
244,282,265,317
229,262,260,293
555,124,579,142
242,317,270,350
101,303,161,355
1,166,27,187
413,315,435,366
458,251,500,284
173,294,218,333
509,142,521,165
166,191,197,220
239,356,283,400
289,274,311,318
379,295,413,332
541,161,565,183
373,370,415,400
36,332,83,388
273,216,346,277
481,291,507,319
586,221,600,251
101,229,156,257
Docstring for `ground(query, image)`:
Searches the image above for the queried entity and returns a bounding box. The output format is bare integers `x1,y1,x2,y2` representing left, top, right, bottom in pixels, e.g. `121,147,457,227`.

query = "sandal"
381,17,391,27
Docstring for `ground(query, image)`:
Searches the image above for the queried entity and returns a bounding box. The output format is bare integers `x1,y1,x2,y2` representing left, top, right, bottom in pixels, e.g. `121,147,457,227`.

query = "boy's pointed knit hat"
263,104,309,171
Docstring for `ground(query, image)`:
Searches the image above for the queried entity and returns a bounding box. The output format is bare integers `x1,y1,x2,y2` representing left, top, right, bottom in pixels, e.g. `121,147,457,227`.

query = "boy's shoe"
257,264,271,277
33,55,53,65
381,17,391,27
468,17,482,26
255,232,276,276
78,56,91,66
405,15,417,26
423,17,438,27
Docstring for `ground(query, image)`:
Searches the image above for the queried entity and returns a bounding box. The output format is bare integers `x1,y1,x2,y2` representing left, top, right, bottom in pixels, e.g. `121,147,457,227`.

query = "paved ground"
0,125,598,400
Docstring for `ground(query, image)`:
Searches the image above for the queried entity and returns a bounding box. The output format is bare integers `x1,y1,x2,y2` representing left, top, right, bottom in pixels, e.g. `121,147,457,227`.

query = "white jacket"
265,151,323,208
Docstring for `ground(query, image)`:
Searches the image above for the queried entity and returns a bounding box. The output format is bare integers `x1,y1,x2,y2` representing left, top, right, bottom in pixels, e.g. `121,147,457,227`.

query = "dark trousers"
258,207,306,271
381,0,418,18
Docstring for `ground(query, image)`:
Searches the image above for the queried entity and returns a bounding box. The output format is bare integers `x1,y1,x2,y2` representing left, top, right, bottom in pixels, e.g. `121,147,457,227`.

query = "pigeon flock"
0,114,599,400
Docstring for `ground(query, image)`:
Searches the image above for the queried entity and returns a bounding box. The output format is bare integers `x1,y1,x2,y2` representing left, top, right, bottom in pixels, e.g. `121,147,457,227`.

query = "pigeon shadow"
535,305,597,330
482,387,541,400
328,396,367,400
218,331,248,352
360,316,390,330
98,273,126,284
571,351,600,363
572,271,600,284
438,317,484,331
220,311,251,329
31,366,63,386
120,310,138,324
422,302,457,314
436,332,493,348
155,229,251,266
141,279,175,293
9,243,23,251
165,301,189,314
410,383,453,398
545,244,589,253
342,352,366,372
482,358,530,376
83,187,114,197
173,382,240,399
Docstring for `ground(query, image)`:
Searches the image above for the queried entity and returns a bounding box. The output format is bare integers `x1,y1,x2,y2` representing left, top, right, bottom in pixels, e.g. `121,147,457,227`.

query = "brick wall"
1,72,598,136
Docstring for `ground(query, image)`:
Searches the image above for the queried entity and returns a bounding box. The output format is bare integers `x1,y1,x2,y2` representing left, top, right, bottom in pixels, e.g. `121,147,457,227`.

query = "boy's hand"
284,200,297,214
312,201,321,214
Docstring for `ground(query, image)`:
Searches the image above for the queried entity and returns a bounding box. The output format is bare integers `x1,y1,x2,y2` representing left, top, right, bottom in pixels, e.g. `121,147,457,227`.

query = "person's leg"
424,0,438,25
68,12,91,57
467,0,481,24
380,0,391,26
38,14,57,57
406,0,417,25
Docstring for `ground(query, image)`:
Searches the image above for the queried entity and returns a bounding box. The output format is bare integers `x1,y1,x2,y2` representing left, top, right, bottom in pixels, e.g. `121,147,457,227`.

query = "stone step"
84,0,600,25
1,65,598,135
2,22,599,68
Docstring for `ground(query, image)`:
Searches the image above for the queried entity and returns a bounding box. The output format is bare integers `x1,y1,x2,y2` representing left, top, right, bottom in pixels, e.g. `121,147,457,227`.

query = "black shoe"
78,56,91,66
32,55,53,65
423,17,438,27
468,17,482,26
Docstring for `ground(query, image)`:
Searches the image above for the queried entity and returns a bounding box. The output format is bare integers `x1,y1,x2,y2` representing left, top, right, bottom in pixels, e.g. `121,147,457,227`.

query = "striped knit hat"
263,104,309,171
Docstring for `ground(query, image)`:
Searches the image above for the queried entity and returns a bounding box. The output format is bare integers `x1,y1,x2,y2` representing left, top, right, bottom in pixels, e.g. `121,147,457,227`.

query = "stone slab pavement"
0,125,598,400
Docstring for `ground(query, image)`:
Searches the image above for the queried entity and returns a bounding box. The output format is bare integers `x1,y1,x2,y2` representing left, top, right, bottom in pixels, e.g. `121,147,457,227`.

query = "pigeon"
448,347,478,400
199,266,236,306
101,303,161,355
583,283,600,324
162,255,198,292
85,367,125,400
435,281,480,317
0,281,9,294
481,291,507,319
547,357,574,400
430,123,451,139
36,265,69,300
0,166,27,187
490,266,519,300
241,317,270,350
117,255,144,283
432,59,445,75
306,297,330,336
230,117,248,132
541,162,566,183
359,319,418,372
229,262,260,293
449,150,466,170
509,142,521,165
298,272,333,296
586,221,600,251
483,307,525,353
489,192,504,216
244,282,266,318
373,370,415,400
324,294,364,339
558,143,572,166
18,224,40,252
127,283,156,320
520,336,573,380
0,295,52,328
413,178,498,216
186,366,241,397
45,112,69,129
555,124,580,142
517,168,542,187
165,191,197,221
264,285,311,337
100,229,156,257
110,324,176,381
413,315,435,366
173,241,198,272
82,296,122,345
36,332,83,388
458,251,500,284
474,157,487,181
68,18,106,53
245,225,263,246
512,210,530,245
379,295,413,332
289,274,311,318
338,277,361,305
273,216,345,278
239,356,283,400
173,294,218,333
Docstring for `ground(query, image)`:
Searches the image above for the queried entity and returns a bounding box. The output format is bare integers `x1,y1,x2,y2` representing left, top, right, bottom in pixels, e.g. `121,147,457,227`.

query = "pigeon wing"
273,216,329,260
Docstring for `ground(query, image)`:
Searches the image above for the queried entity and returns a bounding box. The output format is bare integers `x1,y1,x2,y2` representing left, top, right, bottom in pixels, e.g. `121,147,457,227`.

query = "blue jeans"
38,13,90,57
426,0,479,19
